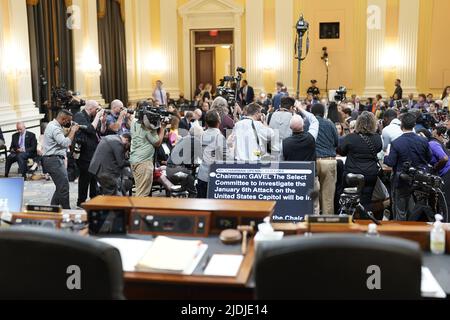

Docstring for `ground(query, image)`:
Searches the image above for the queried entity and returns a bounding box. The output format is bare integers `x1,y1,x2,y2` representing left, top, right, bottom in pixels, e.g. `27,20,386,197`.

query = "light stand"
295,15,310,100
322,47,330,101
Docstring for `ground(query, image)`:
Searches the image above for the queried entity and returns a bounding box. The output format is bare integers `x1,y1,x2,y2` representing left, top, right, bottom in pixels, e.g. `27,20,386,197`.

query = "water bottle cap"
368,223,378,233
435,214,443,222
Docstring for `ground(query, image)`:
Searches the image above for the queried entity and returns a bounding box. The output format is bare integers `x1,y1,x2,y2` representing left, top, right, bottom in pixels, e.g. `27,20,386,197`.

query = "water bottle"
366,223,380,238
430,214,446,255
60,214,73,232
72,214,85,232
0,199,12,227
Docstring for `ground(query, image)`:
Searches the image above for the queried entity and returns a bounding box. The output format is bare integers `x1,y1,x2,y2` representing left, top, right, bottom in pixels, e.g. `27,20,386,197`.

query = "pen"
202,255,211,271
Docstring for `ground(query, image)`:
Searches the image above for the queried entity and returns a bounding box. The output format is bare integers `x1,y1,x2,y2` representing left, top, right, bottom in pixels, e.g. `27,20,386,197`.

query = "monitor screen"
0,178,24,212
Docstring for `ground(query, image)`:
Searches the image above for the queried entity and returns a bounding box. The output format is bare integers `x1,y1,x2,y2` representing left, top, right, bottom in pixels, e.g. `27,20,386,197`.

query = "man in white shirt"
152,80,167,106
231,103,278,161
382,109,403,152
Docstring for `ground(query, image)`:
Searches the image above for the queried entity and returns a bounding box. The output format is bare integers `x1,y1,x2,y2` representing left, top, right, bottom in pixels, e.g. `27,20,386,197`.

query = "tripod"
295,15,310,100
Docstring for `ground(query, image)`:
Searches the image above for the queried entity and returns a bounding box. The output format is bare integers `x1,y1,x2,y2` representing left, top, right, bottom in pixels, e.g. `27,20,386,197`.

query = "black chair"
255,234,422,300
0,227,125,300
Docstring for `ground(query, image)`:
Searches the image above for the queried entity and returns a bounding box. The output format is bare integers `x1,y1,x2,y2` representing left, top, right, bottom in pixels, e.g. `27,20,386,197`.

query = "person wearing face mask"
72,100,107,207
42,109,80,209
89,133,132,196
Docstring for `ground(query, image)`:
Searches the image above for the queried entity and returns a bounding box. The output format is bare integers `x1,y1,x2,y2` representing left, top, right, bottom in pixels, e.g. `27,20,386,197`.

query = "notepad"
135,236,207,274
204,255,244,277
98,238,152,272
421,267,446,299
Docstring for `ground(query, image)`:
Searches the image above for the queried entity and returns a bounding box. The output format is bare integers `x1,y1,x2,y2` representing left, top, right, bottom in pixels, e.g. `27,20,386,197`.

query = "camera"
296,14,309,36
136,101,173,130
334,86,347,102
216,67,246,107
71,122,89,131
52,86,86,112
400,165,443,190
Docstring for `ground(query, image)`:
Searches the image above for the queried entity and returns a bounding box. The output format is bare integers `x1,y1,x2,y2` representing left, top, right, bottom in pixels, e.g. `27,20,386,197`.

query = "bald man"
106,99,132,135
73,101,107,206
282,107,320,214
281,103,319,162
5,122,37,179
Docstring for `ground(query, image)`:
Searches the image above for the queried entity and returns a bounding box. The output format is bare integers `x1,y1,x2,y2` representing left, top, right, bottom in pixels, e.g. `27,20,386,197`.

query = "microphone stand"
295,16,309,100
325,58,329,102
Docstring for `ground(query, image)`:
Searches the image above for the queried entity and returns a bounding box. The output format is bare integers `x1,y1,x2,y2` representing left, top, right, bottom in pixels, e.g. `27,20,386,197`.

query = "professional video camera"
136,101,173,130
334,86,347,102
216,67,246,107
338,173,380,224
400,163,448,222
296,14,309,36
52,86,86,112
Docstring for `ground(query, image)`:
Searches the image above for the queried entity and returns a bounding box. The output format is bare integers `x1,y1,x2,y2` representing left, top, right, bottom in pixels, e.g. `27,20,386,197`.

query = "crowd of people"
2,78,450,222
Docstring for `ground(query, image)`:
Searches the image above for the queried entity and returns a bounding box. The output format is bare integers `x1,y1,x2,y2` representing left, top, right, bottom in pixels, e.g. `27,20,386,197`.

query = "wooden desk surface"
83,196,276,215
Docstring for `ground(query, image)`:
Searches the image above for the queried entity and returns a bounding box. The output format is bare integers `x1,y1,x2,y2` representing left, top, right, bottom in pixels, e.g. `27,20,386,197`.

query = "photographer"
417,127,450,216
73,100,107,207
231,103,277,161
166,127,203,198
42,110,79,209
130,106,167,197
106,99,132,135
89,133,132,196
384,112,432,221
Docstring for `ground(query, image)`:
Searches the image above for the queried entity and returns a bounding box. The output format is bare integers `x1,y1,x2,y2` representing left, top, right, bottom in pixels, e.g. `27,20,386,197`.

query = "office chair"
0,227,125,300
255,234,422,300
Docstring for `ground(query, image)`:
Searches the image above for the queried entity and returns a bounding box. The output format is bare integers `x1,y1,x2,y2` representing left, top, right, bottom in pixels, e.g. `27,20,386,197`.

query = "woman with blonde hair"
211,97,235,135
338,111,383,219
202,83,213,102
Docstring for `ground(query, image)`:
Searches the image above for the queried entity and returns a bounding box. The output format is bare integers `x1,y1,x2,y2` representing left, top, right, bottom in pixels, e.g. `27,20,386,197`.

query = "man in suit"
73,100,107,207
89,133,131,196
179,111,194,136
239,80,255,106
393,79,403,100
5,122,37,179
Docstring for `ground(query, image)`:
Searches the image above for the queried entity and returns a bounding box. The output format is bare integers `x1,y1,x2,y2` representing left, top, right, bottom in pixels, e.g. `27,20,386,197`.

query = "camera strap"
359,134,383,176
248,119,262,152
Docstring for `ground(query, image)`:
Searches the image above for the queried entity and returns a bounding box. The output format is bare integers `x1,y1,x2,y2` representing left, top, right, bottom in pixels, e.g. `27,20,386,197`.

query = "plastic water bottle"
430,214,446,255
72,214,84,232
366,223,380,238
60,214,73,232
0,199,12,227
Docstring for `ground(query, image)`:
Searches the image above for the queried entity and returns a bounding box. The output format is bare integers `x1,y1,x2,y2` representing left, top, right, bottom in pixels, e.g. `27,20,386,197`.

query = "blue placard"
0,178,24,213
207,162,315,222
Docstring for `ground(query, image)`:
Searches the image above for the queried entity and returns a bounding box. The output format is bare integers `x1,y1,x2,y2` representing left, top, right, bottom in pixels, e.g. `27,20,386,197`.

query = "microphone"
321,47,329,66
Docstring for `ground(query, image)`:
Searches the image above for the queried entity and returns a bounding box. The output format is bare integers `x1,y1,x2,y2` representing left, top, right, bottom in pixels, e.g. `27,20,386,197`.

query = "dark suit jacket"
89,135,128,178
394,86,403,100
73,110,101,162
10,131,37,156
179,117,191,132
239,86,255,105
0,128,4,144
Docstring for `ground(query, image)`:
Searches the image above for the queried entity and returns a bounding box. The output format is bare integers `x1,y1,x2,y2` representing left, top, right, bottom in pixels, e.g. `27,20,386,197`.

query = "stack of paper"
421,267,446,299
136,236,207,274
204,255,244,277
98,238,153,272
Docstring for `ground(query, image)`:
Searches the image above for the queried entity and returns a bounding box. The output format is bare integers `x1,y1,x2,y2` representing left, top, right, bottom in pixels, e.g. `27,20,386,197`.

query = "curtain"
97,0,128,105
27,0,74,121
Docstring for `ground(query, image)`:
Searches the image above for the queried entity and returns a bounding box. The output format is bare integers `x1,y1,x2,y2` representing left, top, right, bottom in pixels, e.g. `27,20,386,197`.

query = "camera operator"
384,112,432,221
72,100,107,207
42,110,79,209
269,96,296,141
89,133,132,196
130,106,167,197
417,127,450,215
106,99,132,135
166,126,203,198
